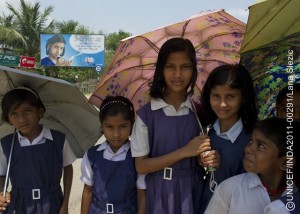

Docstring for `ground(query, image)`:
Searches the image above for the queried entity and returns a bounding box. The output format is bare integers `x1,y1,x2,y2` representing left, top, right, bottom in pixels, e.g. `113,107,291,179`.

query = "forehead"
166,51,191,63
10,101,36,111
252,129,279,150
102,113,131,124
210,85,241,94
52,42,65,47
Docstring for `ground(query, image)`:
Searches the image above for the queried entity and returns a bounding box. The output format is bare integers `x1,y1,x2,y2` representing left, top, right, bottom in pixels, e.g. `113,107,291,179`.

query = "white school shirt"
130,98,195,157
80,141,146,189
204,173,294,214
0,127,77,175
264,200,290,214
213,118,243,143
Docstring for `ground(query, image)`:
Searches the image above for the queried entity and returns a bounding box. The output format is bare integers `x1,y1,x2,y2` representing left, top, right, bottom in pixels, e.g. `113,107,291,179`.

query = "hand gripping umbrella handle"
2,128,16,199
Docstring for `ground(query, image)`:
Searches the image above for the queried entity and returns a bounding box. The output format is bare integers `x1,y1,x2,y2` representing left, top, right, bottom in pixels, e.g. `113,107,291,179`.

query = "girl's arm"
135,135,211,174
137,189,146,214
81,184,93,214
59,164,73,214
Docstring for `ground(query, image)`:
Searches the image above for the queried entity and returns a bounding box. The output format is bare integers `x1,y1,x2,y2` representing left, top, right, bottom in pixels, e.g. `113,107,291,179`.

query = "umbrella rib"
4,71,17,88
181,20,190,38
136,36,160,53
129,79,151,101
218,11,246,28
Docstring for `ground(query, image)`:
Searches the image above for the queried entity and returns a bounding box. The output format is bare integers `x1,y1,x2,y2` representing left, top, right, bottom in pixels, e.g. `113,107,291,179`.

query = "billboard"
40,34,105,68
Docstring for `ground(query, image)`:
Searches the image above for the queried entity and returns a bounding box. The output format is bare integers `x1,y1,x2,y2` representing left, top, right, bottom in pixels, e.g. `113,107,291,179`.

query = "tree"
106,30,131,52
104,30,131,71
53,20,91,34
5,0,54,56
0,13,26,53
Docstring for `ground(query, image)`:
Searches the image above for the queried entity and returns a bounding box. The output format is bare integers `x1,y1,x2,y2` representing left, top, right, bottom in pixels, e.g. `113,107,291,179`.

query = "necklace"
262,181,286,196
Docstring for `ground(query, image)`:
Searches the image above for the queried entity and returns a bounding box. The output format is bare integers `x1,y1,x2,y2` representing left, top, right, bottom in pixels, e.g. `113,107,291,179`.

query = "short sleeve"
80,152,94,186
130,116,149,157
204,182,230,214
264,200,290,214
62,139,77,167
136,174,146,189
0,141,7,176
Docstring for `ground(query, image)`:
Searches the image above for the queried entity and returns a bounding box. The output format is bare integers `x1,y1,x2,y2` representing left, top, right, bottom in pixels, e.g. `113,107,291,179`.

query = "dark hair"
254,118,300,158
99,96,135,126
46,34,66,56
1,87,46,123
276,83,300,110
201,64,258,133
149,37,198,99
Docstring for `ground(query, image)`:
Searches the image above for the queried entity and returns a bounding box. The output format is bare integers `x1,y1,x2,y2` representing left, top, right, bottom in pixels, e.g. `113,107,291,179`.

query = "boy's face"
243,129,285,176
277,90,300,121
8,101,44,141
49,42,65,60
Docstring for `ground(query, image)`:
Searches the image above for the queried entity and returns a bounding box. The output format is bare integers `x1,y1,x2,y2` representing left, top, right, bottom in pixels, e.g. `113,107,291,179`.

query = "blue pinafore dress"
87,146,137,214
1,130,64,214
137,103,205,214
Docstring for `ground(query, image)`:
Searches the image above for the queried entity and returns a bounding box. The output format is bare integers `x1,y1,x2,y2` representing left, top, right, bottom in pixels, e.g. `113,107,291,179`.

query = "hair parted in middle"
201,64,258,133
149,37,198,99
99,95,135,125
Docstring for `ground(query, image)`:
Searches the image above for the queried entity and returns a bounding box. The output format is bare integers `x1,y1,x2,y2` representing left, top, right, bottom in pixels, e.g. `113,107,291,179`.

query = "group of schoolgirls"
0,37,299,214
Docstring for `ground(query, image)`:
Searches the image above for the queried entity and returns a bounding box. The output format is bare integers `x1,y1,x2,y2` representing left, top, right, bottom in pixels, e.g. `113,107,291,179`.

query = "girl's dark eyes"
164,64,192,71
165,65,174,69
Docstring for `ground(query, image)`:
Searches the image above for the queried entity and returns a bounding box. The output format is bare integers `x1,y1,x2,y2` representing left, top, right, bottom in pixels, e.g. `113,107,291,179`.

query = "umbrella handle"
2,128,16,198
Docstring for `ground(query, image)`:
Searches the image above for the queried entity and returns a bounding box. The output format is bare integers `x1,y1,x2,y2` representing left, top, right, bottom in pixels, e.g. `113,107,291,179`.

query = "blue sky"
1,0,256,35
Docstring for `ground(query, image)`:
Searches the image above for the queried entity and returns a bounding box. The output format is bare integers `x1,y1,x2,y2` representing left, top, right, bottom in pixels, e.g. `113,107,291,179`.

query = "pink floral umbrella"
89,9,246,111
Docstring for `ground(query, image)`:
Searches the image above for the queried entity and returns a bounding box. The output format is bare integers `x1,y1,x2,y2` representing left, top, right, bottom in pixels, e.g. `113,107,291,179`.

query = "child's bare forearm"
61,165,73,210
137,189,146,214
81,185,93,214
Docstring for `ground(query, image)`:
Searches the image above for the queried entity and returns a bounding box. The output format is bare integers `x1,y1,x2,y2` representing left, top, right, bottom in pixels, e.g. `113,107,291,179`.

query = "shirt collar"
17,126,53,145
247,172,299,195
213,118,243,143
150,98,194,111
248,172,263,189
97,140,130,154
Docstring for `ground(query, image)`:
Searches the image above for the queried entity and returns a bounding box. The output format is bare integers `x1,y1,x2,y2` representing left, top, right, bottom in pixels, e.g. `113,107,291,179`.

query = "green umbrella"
240,0,300,53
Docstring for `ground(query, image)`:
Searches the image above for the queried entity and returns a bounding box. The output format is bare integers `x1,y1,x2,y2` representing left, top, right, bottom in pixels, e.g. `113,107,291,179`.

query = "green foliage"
106,30,131,51
5,0,54,56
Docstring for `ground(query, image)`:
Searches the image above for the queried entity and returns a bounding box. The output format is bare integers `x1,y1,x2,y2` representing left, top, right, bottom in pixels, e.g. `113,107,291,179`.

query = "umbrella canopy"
0,65,101,158
89,9,246,111
240,0,300,120
240,0,300,53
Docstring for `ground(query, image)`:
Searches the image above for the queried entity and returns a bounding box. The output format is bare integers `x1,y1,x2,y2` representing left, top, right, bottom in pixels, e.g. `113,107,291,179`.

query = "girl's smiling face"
209,85,243,126
163,51,193,96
